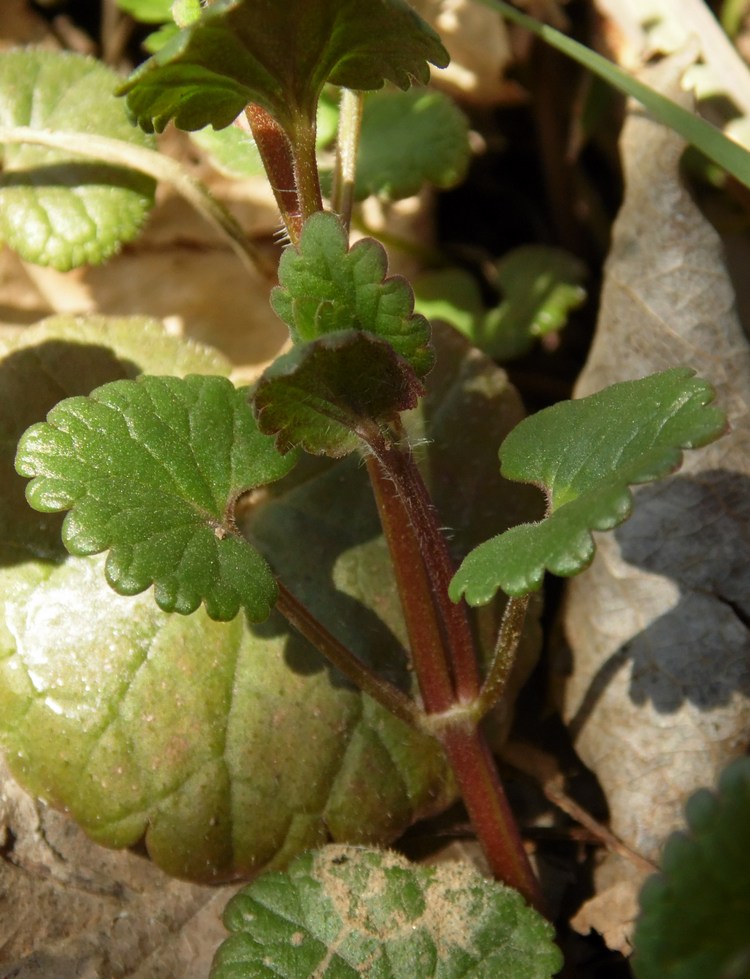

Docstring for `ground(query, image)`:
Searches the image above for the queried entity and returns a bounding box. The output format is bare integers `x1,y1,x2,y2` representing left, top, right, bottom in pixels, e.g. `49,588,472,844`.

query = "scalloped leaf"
120,0,448,134
329,89,471,202
254,331,424,458
0,50,156,271
271,211,434,377
211,845,562,978
0,319,457,882
15,375,297,621
450,369,726,606
633,757,750,979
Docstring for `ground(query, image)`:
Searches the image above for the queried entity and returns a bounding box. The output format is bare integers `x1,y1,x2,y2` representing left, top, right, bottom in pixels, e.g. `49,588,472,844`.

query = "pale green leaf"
450,369,726,605
116,0,174,22
633,757,750,979
0,316,454,882
0,50,156,270
211,845,562,978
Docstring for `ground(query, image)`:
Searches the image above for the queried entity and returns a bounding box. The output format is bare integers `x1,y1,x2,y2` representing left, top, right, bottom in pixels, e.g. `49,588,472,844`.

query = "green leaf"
0,51,156,271
211,845,562,978
0,318,455,883
16,375,297,621
116,0,173,23
414,248,586,363
271,211,434,377
254,331,424,457
413,268,487,339
450,369,726,606
349,89,470,201
120,0,448,135
0,314,230,566
482,246,587,360
633,757,750,979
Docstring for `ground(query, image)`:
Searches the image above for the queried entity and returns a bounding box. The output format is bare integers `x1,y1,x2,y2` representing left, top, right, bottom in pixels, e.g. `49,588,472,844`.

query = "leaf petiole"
274,580,422,729
331,87,364,232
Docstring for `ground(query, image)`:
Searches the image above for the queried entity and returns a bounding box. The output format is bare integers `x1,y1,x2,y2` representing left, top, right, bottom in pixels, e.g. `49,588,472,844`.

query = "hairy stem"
368,430,480,703
366,455,455,714
473,595,530,722
331,88,364,233
288,110,324,224
437,717,546,912
363,429,542,908
245,104,303,243
275,580,421,729
0,125,273,277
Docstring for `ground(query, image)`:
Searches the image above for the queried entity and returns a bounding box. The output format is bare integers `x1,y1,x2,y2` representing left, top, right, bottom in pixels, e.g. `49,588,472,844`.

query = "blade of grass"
475,0,750,190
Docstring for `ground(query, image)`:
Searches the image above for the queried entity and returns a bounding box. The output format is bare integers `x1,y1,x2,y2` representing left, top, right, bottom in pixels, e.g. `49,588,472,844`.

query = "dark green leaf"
16,374,297,621
0,51,156,270
450,369,726,605
0,314,230,565
271,211,434,376
120,0,448,134
211,845,562,979
633,757,750,979
254,331,424,457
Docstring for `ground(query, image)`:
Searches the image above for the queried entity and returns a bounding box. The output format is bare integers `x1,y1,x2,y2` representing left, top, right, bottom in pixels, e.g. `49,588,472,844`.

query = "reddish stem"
245,103,303,242
369,433,480,702
366,455,455,714
364,433,543,908
437,718,546,913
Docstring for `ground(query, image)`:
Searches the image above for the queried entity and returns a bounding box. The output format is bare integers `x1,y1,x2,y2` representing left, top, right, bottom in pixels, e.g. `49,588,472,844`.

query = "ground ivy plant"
0,0,734,974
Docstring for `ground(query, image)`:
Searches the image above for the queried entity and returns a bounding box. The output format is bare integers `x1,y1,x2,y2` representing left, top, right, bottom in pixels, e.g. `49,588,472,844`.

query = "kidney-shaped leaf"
0,50,156,270
211,845,562,979
450,369,726,606
120,0,448,134
633,757,750,979
272,211,434,377
254,331,424,458
15,375,297,621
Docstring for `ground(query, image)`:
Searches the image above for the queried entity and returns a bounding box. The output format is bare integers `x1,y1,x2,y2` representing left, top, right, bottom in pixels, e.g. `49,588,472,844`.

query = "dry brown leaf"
559,59,750,943
0,759,236,977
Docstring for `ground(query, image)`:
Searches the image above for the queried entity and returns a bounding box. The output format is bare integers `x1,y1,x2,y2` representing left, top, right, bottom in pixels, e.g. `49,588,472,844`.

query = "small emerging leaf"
211,845,562,978
120,0,448,134
16,375,297,621
450,369,726,605
633,757,750,979
483,246,587,360
0,51,156,270
272,211,434,376
414,247,586,363
254,331,424,457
